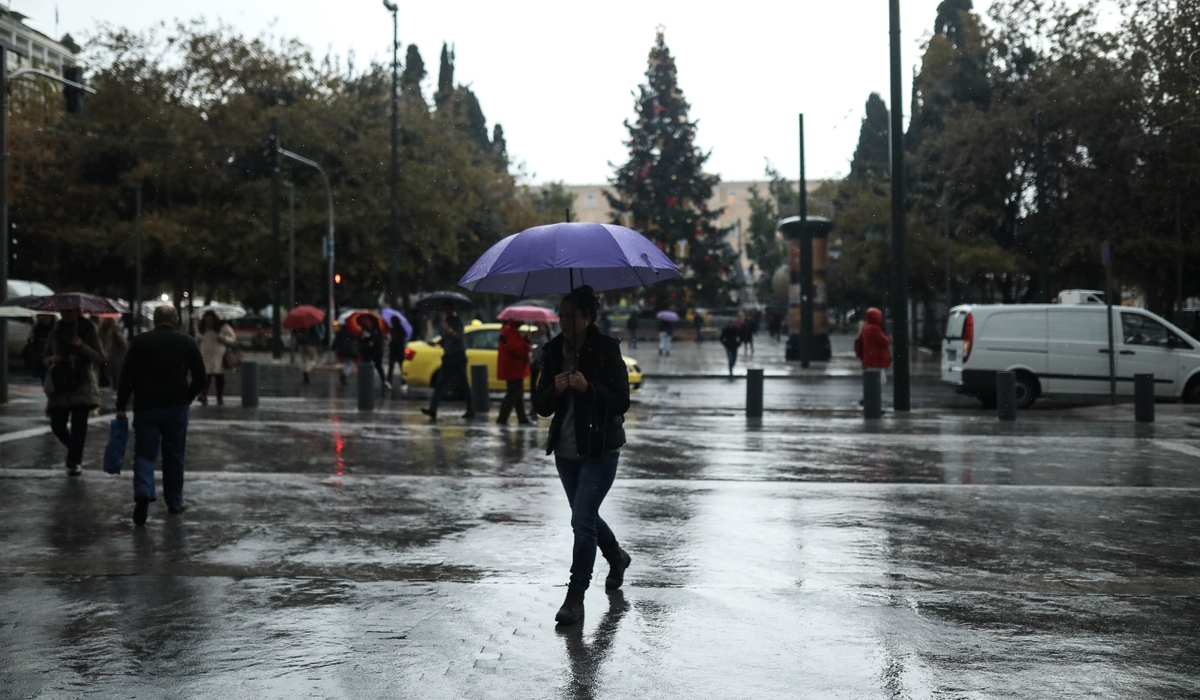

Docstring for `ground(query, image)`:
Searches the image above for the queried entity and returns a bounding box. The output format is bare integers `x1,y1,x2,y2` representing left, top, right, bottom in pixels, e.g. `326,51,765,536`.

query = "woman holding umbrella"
458,220,681,625
532,285,632,626
43,307,105,475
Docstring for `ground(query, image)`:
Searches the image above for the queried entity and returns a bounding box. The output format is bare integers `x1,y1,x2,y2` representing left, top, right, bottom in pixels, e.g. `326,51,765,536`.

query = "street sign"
1101,240,1110,268
323,236,332,259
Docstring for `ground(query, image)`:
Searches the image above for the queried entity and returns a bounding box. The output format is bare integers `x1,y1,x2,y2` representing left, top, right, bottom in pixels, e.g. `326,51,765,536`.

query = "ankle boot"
555,584,586,625
604,548,632,590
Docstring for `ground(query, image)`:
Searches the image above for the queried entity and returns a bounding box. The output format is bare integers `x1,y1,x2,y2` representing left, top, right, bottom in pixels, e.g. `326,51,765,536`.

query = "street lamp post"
383,0,400,307
888,0,911,412
278,148,335,347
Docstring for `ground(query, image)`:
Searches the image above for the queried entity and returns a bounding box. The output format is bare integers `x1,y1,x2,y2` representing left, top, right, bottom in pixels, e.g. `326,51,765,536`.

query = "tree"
849,93,890,184
401,44,426,99
434,42,454,108
744,163,798,305
605,29,737,307
6,21,530,313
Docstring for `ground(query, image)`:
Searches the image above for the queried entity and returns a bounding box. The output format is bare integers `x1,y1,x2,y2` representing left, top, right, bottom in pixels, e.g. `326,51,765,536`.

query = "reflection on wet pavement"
2,379,1200,697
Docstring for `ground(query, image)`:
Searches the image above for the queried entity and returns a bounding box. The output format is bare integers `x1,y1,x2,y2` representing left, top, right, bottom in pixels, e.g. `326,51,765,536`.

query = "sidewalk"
624,331,943,379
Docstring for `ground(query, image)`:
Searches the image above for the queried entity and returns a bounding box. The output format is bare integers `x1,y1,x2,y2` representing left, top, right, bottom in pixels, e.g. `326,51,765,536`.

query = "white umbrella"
194,304,246,320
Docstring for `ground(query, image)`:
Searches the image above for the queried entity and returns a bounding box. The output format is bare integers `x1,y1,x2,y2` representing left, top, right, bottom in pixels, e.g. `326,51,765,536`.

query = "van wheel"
1014,373,1040,410
1183,376,1200,404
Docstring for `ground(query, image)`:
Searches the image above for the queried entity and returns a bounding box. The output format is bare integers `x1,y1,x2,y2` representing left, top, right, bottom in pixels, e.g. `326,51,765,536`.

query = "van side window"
1121,313,1170,347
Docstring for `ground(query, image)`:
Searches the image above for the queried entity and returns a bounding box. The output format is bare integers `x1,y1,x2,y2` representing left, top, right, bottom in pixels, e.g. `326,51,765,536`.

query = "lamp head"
382,0,397,11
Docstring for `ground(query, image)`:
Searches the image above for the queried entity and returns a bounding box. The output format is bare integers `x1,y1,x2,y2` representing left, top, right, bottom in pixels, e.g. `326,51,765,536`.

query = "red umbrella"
498,305,559,323
283,305,326,330
344,311,385,338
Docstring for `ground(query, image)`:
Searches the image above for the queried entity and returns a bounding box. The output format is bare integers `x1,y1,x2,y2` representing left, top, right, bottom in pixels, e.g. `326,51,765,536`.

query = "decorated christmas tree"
606,29,738,307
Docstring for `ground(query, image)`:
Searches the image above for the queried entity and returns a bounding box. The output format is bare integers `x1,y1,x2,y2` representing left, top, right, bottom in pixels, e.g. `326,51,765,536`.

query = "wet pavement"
2,357,1200,697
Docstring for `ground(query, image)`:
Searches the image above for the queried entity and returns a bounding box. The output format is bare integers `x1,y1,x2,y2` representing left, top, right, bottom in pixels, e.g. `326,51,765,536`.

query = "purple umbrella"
458,222,680,296
380,308,413,340
656,310,680,323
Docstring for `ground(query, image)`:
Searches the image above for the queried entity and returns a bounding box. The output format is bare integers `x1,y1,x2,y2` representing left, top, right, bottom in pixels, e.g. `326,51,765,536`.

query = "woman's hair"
199,311,219,331
561,285,600,323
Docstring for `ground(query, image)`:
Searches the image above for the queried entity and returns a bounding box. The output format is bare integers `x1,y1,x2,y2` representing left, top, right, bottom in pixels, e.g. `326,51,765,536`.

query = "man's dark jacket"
117,326,206,411
532,325,630,456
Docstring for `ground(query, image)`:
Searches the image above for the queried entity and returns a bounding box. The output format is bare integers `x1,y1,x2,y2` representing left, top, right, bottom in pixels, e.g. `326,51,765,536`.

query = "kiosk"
779,215,833,361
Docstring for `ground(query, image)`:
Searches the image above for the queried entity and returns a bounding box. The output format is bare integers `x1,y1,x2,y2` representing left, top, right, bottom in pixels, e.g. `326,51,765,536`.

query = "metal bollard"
470,364,490,417
1135,373,1155,423
996,371,1016,421
240,361,259,408
863,369,882,419
357,362,375,411
746,368,764,417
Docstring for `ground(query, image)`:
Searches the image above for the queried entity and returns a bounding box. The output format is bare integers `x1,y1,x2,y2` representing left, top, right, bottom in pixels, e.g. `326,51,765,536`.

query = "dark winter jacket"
117,325,206,411
44,317,105,409
532,325,630,457
720,323,742,351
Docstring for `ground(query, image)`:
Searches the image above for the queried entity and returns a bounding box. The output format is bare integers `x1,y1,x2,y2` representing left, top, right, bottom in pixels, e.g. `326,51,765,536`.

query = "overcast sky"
24,0,1006,185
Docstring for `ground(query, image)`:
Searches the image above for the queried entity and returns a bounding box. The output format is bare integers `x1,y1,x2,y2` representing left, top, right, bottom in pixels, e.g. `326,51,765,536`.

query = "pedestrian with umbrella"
656,310,679,356
358,313,389,392
420,301,473,421
283,305,326,384
382,308,412,392
43,305,105,475
458,220,680,626
195,310,236,406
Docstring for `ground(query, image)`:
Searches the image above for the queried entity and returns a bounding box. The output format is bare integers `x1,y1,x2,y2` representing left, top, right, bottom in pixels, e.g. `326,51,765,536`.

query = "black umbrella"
414,291,473,313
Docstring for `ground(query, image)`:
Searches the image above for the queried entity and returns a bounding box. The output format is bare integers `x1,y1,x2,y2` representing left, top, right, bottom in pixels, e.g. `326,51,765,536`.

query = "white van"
942,304,1200,408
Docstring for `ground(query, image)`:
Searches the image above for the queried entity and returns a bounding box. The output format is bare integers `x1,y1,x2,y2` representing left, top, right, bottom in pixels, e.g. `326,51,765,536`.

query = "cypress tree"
849,93,890,183
401,44,426,98
435,43,454,108
606,29,737,306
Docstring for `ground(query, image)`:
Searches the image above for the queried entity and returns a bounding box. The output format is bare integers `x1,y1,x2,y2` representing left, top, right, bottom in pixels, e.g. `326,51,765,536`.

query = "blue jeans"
556,451,621,589
133,405,190,507
725,346,738,375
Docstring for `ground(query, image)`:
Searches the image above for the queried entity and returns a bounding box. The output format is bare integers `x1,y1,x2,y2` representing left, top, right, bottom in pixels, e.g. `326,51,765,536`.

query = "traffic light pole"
798,113,813,369
385,0,400,308
0,54,94,403
269,117,282,360
889,0,911,411
277,147,335,347
1,50,9,404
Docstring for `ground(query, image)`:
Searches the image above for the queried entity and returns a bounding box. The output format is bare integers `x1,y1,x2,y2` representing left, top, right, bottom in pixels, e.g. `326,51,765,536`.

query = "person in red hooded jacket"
854,307,892,380
497,320,533,425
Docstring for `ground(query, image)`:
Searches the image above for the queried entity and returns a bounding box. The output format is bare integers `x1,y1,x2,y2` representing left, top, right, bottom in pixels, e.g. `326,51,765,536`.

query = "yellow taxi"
402,323,643,394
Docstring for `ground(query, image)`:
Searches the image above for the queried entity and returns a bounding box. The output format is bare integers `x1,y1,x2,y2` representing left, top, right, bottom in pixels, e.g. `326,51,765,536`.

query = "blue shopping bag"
103,416,128,475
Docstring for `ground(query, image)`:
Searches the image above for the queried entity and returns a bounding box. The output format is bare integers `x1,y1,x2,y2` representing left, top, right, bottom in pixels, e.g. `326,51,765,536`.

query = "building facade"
0,9,79,72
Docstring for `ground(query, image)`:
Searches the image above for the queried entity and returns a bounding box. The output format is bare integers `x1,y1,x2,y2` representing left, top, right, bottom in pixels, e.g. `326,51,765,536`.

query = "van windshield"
945,310,968,339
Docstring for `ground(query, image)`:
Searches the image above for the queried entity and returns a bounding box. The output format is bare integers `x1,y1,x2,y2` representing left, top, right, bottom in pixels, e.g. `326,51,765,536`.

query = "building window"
586,194,595,207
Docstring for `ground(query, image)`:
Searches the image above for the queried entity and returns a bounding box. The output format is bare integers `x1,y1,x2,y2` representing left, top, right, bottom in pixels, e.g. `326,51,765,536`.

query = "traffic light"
334,272,343,285
62,65,84,114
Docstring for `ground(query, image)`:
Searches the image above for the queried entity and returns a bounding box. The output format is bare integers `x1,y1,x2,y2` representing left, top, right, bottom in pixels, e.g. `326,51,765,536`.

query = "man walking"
421,301,474,421
116,305,206,527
